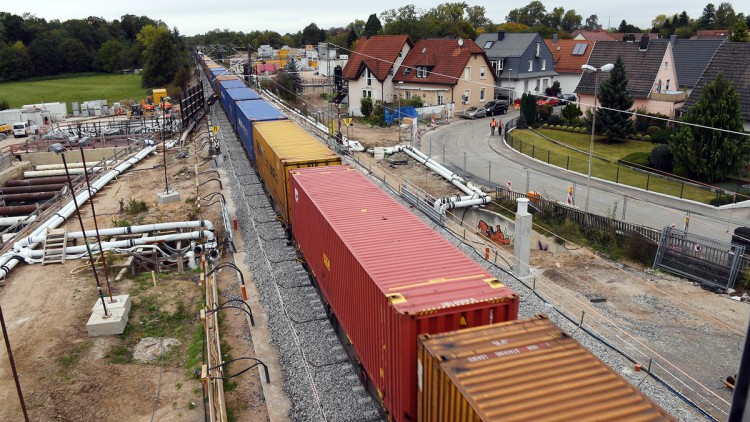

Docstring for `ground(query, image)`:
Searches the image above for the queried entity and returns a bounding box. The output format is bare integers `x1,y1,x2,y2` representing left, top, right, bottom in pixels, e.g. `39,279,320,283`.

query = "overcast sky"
2,1,736,36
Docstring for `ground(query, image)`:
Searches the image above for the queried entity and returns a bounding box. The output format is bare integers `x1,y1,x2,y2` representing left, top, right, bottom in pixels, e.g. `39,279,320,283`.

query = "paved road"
422,109,749,243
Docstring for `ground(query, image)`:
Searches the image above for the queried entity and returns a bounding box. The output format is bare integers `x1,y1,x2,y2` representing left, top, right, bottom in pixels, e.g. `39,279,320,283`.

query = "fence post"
680,182,684,199
616,167,619,184
646,174,650,191
622,196,627,220
532,145,535,158
566,156,570,170
547,150,550,164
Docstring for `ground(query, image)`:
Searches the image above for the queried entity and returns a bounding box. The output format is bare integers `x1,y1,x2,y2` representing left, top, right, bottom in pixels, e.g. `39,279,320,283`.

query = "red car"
537,97,560,106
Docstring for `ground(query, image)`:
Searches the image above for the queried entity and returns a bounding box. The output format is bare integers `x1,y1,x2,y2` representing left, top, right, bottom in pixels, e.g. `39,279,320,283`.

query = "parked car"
461,106,486,119
484,100,509,116
536,97,560,106
558,94,577,105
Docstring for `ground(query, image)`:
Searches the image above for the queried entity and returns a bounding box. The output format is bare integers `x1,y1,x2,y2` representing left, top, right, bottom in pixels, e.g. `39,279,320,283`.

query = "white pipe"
18,220,215,249
20,230,215,259
439,196,491,212
0,215,36,226
401,146,487,199
35,161,113,171
0,146,156,279
24,168,94,178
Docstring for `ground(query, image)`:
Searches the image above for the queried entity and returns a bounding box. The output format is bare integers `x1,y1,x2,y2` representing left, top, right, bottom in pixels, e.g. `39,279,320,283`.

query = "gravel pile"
213,105,383,422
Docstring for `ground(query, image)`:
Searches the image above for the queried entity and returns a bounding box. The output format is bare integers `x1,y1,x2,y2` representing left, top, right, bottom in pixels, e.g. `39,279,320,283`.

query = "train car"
253,120,340,224
290,165,519,422
417,315,676,422
220,86,260,129
204,61,219,78
213,74,239,93
235,100,287,164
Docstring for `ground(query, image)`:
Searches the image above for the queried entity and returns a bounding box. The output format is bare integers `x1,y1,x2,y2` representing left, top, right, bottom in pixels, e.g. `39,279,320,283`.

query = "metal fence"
654,226,746,290
401,181,444,225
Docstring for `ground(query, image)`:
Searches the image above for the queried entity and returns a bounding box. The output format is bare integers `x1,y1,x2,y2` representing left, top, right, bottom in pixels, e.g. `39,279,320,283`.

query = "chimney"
638,34,650,51
670,34,677,45
553,34,558,44
497,30,505,41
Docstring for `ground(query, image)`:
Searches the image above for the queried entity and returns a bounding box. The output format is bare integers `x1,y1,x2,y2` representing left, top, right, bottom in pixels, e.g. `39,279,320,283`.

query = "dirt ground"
0,137,267,421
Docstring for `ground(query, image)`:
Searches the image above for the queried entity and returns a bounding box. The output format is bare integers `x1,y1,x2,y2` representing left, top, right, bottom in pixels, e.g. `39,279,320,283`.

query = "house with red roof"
391,38,497,112
544,36,594,96
342,35,413,117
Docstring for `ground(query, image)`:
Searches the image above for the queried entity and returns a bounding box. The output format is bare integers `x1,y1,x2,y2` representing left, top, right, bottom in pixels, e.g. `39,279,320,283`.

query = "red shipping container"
290,165,519,422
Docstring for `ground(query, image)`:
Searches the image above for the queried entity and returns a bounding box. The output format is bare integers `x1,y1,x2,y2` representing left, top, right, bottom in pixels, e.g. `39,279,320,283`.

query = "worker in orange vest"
490,117,497,135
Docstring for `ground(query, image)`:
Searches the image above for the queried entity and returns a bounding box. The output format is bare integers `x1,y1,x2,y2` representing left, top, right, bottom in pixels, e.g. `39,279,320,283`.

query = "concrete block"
156,190,181,204
91,294,131,315
87,308,128,336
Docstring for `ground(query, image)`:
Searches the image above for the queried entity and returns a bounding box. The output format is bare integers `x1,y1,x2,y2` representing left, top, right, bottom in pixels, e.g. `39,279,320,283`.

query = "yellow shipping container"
214,75,238,93
253,120,341,224
418,315,676,422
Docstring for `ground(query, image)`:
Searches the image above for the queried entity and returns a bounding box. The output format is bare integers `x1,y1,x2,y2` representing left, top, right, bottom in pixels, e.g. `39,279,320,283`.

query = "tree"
346,27,358,48
363,14,382,37
97,38,127,72
595,56,634,141
698,3,716,29
669,73,750,182
0,41,33,81
506,1,547,26
466,5,492,29
140,29,182,88
271,59,302,101
300,23,323,45
678,11,691,26
520,93,536,124
731,19,750,41
649,144,673,172
584,14,601,30
652,14,668,29
715,2,737,28
562,103,582,121
544,80,561,97
360,96,373,117
618,20,641,33
561,10,582,32
423,3,477,40
381,6,425,40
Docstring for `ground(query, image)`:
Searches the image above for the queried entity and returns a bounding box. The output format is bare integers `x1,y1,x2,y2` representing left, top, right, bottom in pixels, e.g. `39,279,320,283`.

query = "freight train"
198,55,676,422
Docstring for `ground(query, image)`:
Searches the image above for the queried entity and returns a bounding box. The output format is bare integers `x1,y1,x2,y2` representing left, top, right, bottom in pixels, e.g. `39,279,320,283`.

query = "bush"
570,117,583,127
561,103,582,121
647,126,661,137
547,114,565,126
536,104,553,122
404,95,424,108
622,234,658,265
566,126,574,131
125,199,148,215
543,123,549,128
555,124,562,129
635,134,644,140
517,114,528,129
0,99,9,111
710,193,736,206
360,97,373,117
649,144,673,172
644,135,651,141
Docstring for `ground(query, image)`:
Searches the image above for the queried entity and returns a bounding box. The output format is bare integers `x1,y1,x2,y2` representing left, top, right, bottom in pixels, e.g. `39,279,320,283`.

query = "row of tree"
0,12,191,91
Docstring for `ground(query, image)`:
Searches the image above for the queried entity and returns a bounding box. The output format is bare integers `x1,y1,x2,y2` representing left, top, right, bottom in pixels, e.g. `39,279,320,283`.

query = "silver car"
461,106,487,119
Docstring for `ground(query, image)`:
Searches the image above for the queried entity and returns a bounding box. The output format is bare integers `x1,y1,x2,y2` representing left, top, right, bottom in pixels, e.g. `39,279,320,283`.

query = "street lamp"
581,63,614,212
48,143,110,318
397,81,404,143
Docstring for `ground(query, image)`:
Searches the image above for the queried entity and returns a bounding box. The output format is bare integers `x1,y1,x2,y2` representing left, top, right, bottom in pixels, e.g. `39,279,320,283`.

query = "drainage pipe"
0,192,57,203
439,196,491,211
0,204,52,216
34,161,113,171
24,168,101,178
0,145,156,279
0,216,36,226
5,177,70,186
18,230,215,261
0,184,66,194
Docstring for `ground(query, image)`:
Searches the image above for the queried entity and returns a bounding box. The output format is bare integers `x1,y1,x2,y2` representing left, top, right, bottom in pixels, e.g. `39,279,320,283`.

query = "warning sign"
343,118,352,126
211,126,219,135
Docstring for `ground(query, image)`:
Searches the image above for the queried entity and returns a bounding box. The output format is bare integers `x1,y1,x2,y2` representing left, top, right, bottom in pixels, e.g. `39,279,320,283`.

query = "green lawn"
509,128,716,203
0,74,145,113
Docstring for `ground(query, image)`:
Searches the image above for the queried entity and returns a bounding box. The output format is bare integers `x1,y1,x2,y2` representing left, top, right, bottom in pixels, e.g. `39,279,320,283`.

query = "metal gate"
401,181,444,226
654,226,746,290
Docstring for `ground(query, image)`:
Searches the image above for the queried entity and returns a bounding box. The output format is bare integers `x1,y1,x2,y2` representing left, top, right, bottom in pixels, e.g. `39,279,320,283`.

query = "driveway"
422,111,749,243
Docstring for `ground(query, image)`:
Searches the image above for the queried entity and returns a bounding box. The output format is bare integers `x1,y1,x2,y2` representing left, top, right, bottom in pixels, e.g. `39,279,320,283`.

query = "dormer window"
403,67,411,75
536,42,541,57
416,66,429,78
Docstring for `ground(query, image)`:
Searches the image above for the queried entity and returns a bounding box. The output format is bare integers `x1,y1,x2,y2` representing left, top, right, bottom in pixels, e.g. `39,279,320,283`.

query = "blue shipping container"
220,87,261,129
235,100,287,165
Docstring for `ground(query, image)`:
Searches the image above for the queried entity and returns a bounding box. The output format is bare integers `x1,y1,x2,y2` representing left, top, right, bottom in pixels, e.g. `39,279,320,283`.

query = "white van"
12,121,30,137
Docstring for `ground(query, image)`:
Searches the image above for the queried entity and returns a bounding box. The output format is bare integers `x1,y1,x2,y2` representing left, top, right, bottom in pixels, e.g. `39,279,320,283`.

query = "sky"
2,1,734,37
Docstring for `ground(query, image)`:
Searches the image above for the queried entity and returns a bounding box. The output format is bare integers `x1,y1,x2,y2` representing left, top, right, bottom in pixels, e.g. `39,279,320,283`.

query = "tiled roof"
575,40,669,99
671,38,724,88
572,30,617,41
342,35,412,81
609,33,660,41
684,42,750,122
544,39,594,74
693,29,732,39
476,32,537,57
392,38,493,85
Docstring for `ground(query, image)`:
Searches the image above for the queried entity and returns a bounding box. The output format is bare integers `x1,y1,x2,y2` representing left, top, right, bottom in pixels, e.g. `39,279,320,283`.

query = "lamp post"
48,143,109,318
580,63,614,212
160,96,171,194
397,81,403,143
78,137,113,300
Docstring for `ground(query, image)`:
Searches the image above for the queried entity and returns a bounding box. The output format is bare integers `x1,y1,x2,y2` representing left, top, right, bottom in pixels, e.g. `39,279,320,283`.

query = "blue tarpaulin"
384,106,418,126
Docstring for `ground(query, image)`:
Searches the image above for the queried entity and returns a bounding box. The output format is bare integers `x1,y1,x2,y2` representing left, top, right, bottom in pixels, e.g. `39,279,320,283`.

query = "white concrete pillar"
513,198,532,278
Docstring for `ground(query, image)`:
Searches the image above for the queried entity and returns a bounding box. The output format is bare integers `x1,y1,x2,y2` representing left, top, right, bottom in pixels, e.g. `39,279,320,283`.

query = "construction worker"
490,117,497,135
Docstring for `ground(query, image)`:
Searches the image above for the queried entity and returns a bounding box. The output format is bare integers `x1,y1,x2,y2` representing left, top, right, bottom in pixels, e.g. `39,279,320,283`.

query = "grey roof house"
476,31,558,101
669,35,724,92
575,37,686,118
682,42,750,131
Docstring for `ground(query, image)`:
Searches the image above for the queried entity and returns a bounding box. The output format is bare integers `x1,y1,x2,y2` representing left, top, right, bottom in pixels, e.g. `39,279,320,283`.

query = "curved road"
422,109,748,243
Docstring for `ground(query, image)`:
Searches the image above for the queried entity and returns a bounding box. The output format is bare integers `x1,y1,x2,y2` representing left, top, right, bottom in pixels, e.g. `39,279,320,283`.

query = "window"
664,61,668,69
498,58,504,70
528,60,533,71
437,93,444,105
389,67,394,77
490,60,497,74
542,59,546,70
403,67,411,75
416,66,428,78
656,80,662,93
480,88,486,101
572,43,588,55
484,41,494,49
464,67,471,81
666,79,670,90
480,66,486,79
463,89,470,103
535,42,540,57
535,79,540,91
362,89,372,98
366,69,372,86
405,90,412,99
542,78,549,90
